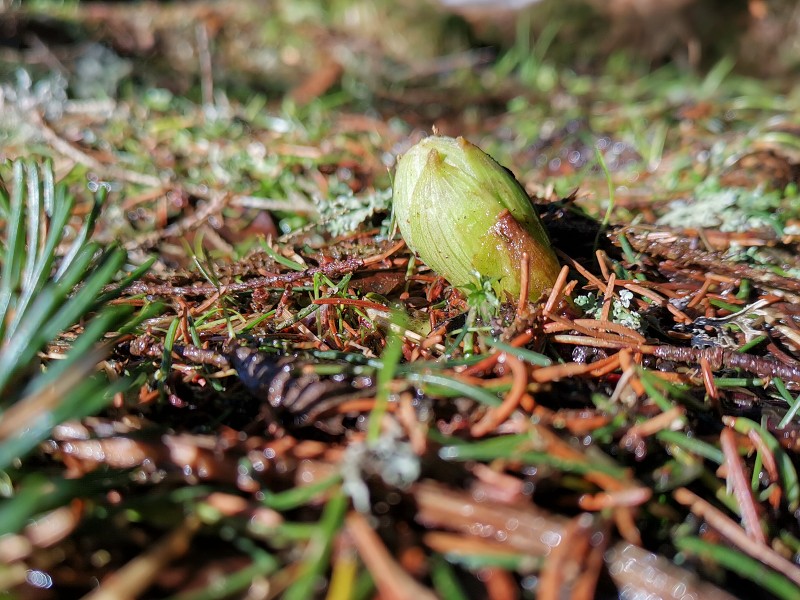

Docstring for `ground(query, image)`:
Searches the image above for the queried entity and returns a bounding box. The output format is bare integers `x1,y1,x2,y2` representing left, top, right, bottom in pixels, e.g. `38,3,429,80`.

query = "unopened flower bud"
393,135,560,300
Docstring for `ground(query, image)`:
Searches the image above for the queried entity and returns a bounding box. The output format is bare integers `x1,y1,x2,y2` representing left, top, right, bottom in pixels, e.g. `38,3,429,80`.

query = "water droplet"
26,570,52,589
540,530,562,548
521,575,538,590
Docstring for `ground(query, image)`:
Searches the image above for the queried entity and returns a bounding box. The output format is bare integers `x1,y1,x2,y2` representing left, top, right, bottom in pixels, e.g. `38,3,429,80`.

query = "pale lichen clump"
393,135,561,301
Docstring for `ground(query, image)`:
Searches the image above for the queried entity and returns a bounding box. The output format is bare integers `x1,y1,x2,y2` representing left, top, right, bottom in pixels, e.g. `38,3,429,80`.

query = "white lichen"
575,289,644,333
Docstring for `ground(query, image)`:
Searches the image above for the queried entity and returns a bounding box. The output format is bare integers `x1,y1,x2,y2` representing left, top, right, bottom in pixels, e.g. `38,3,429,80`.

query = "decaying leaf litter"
2,1,800,598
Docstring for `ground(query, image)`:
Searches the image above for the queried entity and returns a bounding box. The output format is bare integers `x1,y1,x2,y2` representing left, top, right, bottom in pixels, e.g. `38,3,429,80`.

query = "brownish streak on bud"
489,209,559,300
490,209,535,270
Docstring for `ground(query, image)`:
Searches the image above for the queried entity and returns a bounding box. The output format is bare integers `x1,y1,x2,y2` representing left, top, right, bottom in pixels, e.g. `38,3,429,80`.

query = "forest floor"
1,1,800,599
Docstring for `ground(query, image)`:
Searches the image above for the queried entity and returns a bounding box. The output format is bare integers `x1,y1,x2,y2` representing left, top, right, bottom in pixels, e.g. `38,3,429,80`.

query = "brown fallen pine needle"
719,427,767,545
345,512,437,600
578,486,653,510
470,353,529,437
538,513,597,600
81,515,200,600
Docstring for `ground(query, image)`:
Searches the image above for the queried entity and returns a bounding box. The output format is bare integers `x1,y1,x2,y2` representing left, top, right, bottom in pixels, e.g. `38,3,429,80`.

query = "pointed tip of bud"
425,147,443,168
456,136,478,153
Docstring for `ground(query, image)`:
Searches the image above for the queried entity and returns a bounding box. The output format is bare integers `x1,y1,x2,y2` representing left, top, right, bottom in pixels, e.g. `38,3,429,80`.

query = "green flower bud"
393,135,561,301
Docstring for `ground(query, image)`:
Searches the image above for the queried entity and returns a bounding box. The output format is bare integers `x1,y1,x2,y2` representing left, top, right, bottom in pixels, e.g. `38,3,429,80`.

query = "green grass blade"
406,372,502,407
12,177,76,334
21,161,43,300
676,536,798,600
24,304,137,395
0,164,10,217
726,417,800,510
0,471,131,537
51,242,104,295
283,491,347,600
657,430,725,464
0,162,26,340
439,434,628,479
0,376,129,471
431,555,470,600
39,246,128,342
2,240,101,345
41,157,55,216
368,313,404,443
0,288,67,396
165,546,278,600
482,337,551,366
54,186,105,281
0,322,134,470
95,256,157,305
0,303,150,464
262,475,342,511
0,245,124,395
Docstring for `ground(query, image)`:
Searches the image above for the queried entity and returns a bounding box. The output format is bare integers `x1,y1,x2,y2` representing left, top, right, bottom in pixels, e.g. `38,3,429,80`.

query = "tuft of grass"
0,158,158,489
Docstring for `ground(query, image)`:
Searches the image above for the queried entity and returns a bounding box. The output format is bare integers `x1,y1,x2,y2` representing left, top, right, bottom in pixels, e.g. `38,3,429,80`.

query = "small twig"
125,257,364,297
31,110,164,188
571,520,609,600
230,195,316,214
548,332,800,385
129,336,230,369
647,345,800,385
624,228,800,300
531,352,621,383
